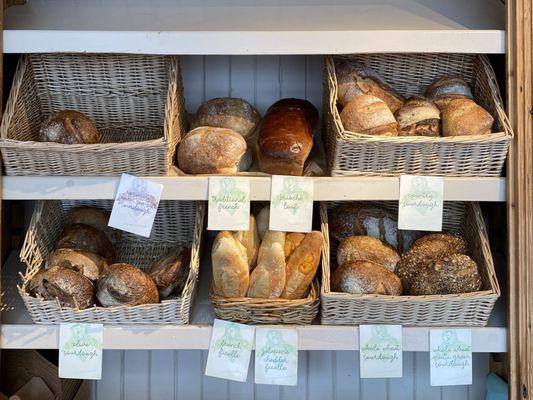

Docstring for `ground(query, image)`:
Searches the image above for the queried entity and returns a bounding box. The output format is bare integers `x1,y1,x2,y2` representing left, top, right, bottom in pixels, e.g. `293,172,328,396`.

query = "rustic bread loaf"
57,223,115,264
337,235,400,272
284,232,306,259
394,96,441,137
45,248,108,282
64,206,120,243
331,260,402,295
42,266,94,309
148,245,191,298
257,98,318,176
211,231,249,298
340,95,398,136
247,231,286,298
40,110,99,144
442,98,494,136
233,215,260,271
425,76,473,110
256,206,270,241
27,269,50,298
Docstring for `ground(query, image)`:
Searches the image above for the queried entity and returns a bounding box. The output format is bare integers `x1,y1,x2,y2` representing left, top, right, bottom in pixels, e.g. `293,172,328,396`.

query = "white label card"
205,319,255,382
398,175,444,231
255,328,298,386
108,173,163,238
208,177,250,231
359,325,403,378
430,329,472,386
59,323,103,380
269,176,314,233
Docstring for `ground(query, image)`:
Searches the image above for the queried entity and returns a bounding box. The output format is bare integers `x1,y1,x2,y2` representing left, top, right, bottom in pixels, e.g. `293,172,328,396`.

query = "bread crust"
247,231,286,298
212,231,249,297
64,206,120,243
42,266,95,309
395,96,441,137
340,95,398,136
40,110,99,144
45,248,107,281
57,223,115,264
442,98,494,136
331,260,402,295
425,76,474,110
148,245,191,298
337,235,400,272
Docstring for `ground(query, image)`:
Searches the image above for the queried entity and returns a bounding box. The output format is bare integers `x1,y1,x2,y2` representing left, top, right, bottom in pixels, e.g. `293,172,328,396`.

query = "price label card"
430,329,472,386
398,175,444,231
205,319,255,382
269,176,314,233
108,173,163,237
255,328,298,386
59,323,103,380
208,177,250,231
359,325,403,378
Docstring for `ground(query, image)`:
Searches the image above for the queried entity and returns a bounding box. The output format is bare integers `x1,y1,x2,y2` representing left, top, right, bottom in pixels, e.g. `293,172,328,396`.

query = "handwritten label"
59,323,103,380
398,175,444,231
205,319,255,382
269,176,314,233
208,177,250,231
255,328,298,386
359,325,402,378
430,329,472,386
108,174,163,237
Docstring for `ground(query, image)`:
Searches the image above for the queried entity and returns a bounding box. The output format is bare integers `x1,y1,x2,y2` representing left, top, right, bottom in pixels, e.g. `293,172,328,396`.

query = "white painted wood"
123,351,151,400
177,350,203,400
414,353,442,399
149,350,176,399
279,350,307,400
388,351,415,400
333,351,360,399
3,0,505,54
94,351,123,400
308,351,335,400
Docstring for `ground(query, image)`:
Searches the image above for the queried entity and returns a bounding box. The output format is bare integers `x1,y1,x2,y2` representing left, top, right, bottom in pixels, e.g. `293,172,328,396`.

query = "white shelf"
2,176,506,202
4,0,505,54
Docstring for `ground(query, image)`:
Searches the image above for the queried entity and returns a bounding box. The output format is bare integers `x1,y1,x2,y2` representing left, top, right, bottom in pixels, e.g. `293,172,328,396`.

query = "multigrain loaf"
148,245,191,298
45,248,107,282
64,206,120,243
40,110,99,144
57,223,115,264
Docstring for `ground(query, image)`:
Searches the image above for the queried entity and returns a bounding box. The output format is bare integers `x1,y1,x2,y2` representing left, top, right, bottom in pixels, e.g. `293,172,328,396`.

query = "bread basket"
19,200,204,324
320,201,500,326
324,54,513,176
0,53,186,176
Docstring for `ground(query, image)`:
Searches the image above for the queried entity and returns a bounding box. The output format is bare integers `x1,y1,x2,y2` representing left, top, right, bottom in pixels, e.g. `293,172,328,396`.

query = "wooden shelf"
3,0,505,54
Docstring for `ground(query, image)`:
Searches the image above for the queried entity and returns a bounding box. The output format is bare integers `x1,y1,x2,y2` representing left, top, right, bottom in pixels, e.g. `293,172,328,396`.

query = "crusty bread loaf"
247,231,286,298
340,95,398,136
331,260,402,295
178,126,247,174
233,215,260,270
96,263,159,307
64,206,120,243
337,235,400,272
212,231,249,297
256,206,270,241
425,76,473,110
281,231,323,299
40,110,99,144
257,98,318,176
57,223,115,264
442,98,494,136
42,266,94,309
394,96,441,137
284,232,306,259
148,245,191,298
45,248,107,281
27,269,50,298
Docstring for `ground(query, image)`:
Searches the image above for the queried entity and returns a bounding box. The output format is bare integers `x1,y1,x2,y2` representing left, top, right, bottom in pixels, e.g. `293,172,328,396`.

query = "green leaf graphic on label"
210,178,247,216
361,326,401,364
431,330,471,370
62,324,102,362
213,324,252,362
399,176,443,216
272,177,312,216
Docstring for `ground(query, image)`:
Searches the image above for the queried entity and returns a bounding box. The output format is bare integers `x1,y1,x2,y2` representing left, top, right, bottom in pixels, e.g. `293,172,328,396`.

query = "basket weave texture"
320,201,500,326
0,53,186,176
324,54,513,176
19,200,204,324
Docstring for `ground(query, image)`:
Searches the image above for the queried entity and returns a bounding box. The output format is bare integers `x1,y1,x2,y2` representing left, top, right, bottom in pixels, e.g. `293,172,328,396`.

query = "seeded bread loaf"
331,260,402,295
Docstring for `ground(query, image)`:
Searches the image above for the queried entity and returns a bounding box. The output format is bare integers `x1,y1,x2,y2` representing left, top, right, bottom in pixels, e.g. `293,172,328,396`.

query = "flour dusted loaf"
233,215,260,271
212,231,249,297
247,231,286,298
340,95,398,136
40,110,99,144
425,76,473,110
57,223,115,264
442,98,494,136
45,248,107,282
256,206,270,240
331,260,402,295
148,245,191,298
337,235,400,272
284,232,306,259
41,266,95,309
395,96,441,137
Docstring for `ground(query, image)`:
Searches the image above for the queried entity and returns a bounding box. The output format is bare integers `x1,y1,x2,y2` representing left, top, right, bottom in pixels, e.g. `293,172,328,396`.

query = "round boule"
45,248,108,281
64,206,121,243
331,260,402,295
42,266,94,309
57,223,115,264
148,245,191,298
337,235,400,272
40,110,99,144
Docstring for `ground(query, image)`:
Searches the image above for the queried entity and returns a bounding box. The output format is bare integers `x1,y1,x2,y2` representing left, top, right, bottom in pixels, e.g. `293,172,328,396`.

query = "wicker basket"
320,201,500,326
18,200,204,324
0,53,186,176
324,54,513,176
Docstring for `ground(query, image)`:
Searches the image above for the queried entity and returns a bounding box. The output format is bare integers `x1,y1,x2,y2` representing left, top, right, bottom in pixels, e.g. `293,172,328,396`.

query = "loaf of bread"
335,60,404,112
177,127,247,174
27,269,50,298
281,231,323,299
337,235,400,272
248,231,286,298
256,206,270,240
340,95,398,136
395,96,441,137
96,263,159,307
212,231,249,297
233,215,260,271
42,266,94,309
331,260,402,295
64,206,120,243
284,232,305,259
57,223,115,264
45,248,107,282
40,110,99,144
442,98,494,136
148,245,191,298
257,98,318,176
425,76,474,110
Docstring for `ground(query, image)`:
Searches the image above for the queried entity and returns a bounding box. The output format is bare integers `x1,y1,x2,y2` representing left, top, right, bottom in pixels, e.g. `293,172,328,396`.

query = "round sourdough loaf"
425,76,473,110
331,260,402,295
42,266,94,309
148,245,191,298
442,98,494,136
337,235,400,272
340,95,398,136
57,223,115,264
40,110,99,144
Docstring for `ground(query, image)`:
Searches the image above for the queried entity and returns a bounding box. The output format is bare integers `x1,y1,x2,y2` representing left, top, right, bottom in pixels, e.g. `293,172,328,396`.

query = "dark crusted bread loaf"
425,76,473,110
64,206,120,243
45,248,108,282
57,223,115,264
40,110,99,144
148,245,191,298
331,260,402,295
395,96,441,137
41,266,94,309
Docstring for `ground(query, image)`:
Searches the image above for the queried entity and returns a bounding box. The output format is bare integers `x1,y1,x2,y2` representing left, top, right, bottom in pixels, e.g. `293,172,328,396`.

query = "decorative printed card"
255,328,298,386
205,319,255,382
359,325,403,378
430,329,472,386
59,323,103,380
398,175,444,231
108,173,163,237
207,176,250,231
269,175,314,233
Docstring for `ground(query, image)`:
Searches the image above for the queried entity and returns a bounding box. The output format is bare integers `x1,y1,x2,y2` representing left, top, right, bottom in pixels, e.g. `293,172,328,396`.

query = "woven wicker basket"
18,200,204,324
320,201,500,326
0,53,186,176
324,54,513,176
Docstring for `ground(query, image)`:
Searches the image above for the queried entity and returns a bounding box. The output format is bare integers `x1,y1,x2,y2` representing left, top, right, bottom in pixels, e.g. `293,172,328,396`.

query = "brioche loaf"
337,235,400,272
211,231,249,297
331,260,402,295
247,231,286,298
340,95,398,136
40,110,99,144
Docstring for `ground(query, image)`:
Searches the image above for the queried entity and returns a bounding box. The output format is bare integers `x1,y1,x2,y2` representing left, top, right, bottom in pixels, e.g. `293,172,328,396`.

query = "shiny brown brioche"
425,76,473,110
331,260,402,295
211,231,249,298
337,235,400,272
148,245,191,298
340,95,398,136
247,231,286,298
96,263,159,307
233,215,260,270
40,110,99,144
284,232,306,259
57,223,115,264
395,96,441,137
42,266,94,309
442,98,494,136
64,206,120,243
45,248,108,281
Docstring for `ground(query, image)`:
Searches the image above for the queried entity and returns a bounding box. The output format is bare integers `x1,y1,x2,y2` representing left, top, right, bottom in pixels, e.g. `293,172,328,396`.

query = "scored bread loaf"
425,76,473,110
284,232,306,259
42,266,95,309
331,260,402,295
394,96,441,137
40,110,99,144
340,95,398,136
442,98,494,136
281,231,323,300
148,245,191,298
247,231,286,298
45,248,107,282
233,215,260,270
211,231,249,297
57,223,115,264
336,235,400,272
